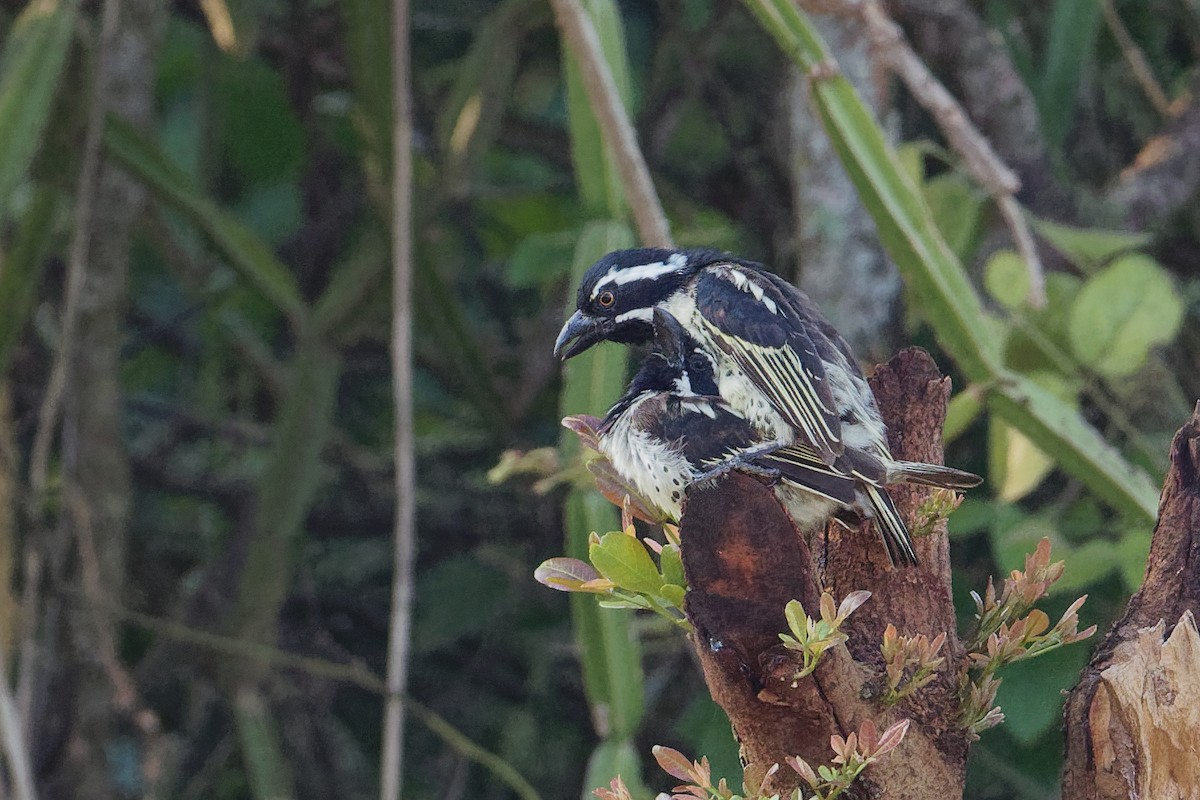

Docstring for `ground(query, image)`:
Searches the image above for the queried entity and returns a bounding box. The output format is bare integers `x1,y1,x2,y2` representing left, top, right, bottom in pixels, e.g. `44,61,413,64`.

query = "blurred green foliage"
0,0,1198,798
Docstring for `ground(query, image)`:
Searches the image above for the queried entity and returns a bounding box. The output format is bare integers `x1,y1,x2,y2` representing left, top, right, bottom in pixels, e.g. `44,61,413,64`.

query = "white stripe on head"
590,252,689,298
614,307,654,323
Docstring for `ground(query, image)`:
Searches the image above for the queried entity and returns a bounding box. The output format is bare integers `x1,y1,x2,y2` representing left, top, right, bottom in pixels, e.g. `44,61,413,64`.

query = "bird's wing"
636,396,761,467
752,444,858,506
694,266,842,462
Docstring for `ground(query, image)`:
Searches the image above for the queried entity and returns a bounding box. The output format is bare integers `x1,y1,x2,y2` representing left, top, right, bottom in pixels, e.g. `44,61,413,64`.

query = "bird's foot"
694,450,782,487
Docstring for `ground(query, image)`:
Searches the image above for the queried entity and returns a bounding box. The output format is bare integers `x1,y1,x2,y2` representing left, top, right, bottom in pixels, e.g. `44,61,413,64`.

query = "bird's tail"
888,460,982,490
863,484,918,567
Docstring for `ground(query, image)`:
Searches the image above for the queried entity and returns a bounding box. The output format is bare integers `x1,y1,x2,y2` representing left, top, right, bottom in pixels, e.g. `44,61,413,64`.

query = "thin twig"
380,0,417,797
548,0,674,247
18,0,120,778
93,602,546,800
1101,0,1171,116
0,651,34,800
853,0,1047,307
65,485,165,797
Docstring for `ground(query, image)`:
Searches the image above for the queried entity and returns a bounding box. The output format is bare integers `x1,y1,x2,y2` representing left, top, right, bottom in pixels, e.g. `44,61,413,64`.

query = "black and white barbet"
597,308,860,539
556,247,982,566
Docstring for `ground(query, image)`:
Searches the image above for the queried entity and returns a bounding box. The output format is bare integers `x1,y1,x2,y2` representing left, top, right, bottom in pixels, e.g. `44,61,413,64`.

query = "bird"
558,248,982,565
597,308,861,534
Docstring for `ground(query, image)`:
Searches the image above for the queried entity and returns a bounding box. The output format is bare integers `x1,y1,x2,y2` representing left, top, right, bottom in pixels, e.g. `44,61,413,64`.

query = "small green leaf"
1068,254,1184,378
659,543,685,588
589,532,664,595
659,584,685,608
534,557,602,591
983,250,1030,312
1033,217,1151,272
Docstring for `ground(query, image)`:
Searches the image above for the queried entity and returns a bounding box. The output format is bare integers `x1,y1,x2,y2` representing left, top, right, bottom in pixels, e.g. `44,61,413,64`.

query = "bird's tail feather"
863,484,918,567
888,460,982,490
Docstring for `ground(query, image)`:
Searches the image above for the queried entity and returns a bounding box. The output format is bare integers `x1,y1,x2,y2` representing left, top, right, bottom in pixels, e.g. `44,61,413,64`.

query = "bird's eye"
597,290,616,308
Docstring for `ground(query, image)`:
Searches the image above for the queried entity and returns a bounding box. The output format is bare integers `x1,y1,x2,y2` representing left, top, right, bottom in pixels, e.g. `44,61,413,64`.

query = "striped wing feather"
694,268,843,463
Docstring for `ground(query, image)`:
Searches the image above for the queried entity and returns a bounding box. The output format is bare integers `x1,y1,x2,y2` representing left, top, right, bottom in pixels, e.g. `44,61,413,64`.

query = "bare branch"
380,0,417,797
854,0,1046,307
548,0,673,247
1101,0,1170,117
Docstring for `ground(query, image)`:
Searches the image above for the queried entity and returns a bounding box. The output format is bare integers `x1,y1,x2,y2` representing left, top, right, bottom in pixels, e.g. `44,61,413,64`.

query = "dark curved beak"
553,311,610,360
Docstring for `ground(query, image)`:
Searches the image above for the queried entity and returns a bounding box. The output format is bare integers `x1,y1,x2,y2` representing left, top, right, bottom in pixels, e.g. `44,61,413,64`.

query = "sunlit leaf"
589,532,664,596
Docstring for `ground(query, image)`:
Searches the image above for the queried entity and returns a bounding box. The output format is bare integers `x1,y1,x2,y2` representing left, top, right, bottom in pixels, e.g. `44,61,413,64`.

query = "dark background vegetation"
1,0,1199,798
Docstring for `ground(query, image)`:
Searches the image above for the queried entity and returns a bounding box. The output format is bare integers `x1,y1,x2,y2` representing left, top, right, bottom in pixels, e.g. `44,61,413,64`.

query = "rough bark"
784,17,901,363
1062,404,1200,800
680,349,967,798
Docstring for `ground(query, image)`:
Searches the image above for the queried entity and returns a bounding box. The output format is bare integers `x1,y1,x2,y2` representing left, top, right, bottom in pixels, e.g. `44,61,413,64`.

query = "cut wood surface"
1063,403,1200,800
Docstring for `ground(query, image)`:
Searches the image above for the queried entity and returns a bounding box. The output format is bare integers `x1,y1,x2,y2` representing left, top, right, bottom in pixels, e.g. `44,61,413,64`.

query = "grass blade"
0,0,75,216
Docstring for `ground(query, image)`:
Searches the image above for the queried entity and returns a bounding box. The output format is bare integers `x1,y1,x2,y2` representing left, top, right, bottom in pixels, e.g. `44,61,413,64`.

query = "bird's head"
553,247,721,359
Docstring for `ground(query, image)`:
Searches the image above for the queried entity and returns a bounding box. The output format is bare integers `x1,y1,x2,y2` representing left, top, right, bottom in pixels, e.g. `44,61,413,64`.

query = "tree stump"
679,348,969,798
1062,403,1200,800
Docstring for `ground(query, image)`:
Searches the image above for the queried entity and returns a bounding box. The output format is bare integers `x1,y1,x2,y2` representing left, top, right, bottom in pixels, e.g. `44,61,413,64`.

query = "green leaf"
984,250,1030,312
988,372,1160,523
989,417,1055,503
339,0,392,209
989,511,1057,574
103,118,307,325
583,740,648,800
1068,254,1184,378
988,372,1076,502
0,0,75,216
659,584,686,608
589,532,664,596
562,0,632,217
1044,539,1118,596
1033,217,1151,272
564,492,645,740
659,543,685,588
